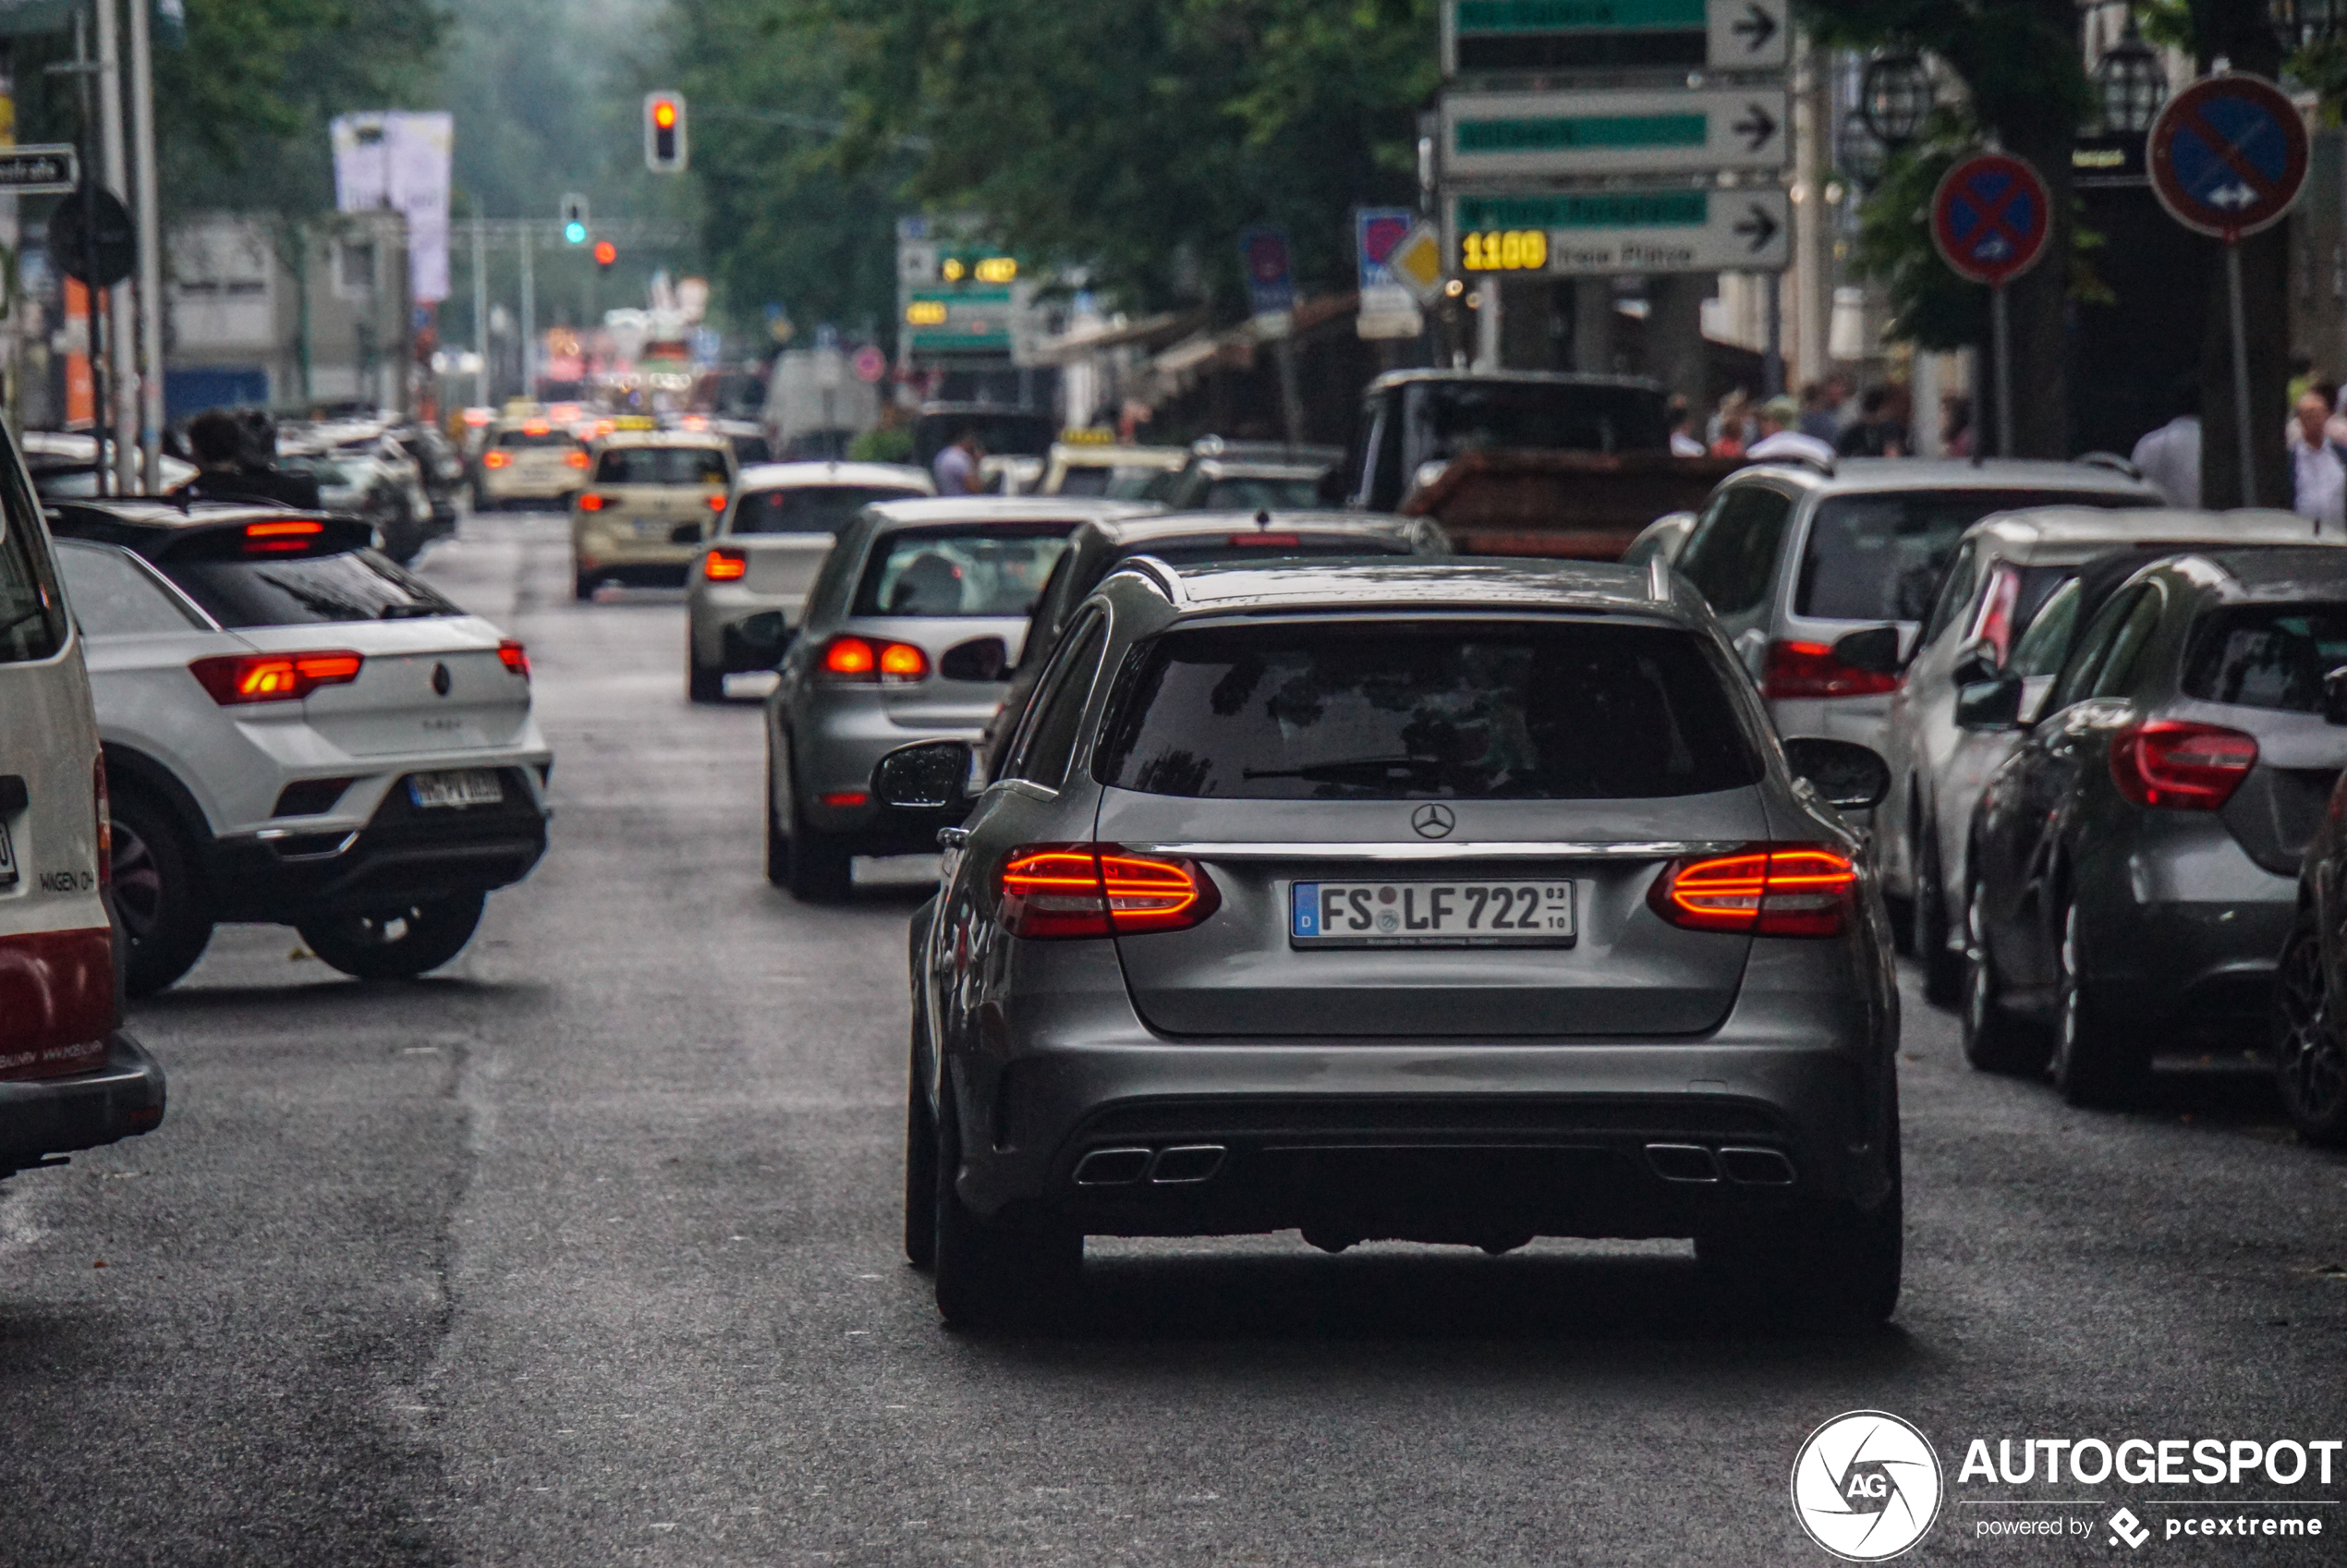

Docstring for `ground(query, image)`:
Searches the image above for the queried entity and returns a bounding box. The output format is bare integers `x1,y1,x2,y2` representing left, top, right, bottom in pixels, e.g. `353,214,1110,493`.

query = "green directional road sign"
1443,0,1789,74
1447,186,1790,275
1441,86,1789,177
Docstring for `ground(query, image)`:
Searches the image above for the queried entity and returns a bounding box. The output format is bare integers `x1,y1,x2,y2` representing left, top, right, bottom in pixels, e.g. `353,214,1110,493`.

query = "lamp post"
2094,27,2169,134
1859,53,1935,148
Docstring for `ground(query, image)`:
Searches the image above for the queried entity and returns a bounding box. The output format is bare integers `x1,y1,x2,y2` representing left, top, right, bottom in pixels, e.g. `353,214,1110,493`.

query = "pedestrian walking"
932,425,985,494
1709,389,1753,458
2289,385,2345,533
1834,386,1909,458
1666,395,1705,456
1747,395,1836,466
2130,382,2202,508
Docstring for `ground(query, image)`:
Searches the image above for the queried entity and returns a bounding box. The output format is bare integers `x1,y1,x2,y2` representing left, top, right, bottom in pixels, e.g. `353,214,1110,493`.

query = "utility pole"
128,0,158,489
94,0,133,492
470,203,488,407
517,225,533,400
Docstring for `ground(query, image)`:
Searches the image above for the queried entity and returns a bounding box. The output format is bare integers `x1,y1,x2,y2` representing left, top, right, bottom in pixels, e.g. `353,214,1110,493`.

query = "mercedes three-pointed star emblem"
1410,802,1455,839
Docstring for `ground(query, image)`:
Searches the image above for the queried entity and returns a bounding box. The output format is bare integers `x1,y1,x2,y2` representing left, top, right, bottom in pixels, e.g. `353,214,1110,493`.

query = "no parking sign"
1929,152,2051,287
2147,72,2307,242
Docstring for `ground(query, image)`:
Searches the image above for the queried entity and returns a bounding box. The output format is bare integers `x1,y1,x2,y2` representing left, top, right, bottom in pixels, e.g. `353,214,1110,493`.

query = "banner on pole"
331,111,455,304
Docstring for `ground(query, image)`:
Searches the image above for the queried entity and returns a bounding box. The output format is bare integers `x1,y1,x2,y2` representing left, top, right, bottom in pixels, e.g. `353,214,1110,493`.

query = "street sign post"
1443,0,1789,75
1930,151,2052,460
0,143,77,196
1450,187,1787,276
2147,70,2308,506
1441,86,1789,178
1355,206,1424,340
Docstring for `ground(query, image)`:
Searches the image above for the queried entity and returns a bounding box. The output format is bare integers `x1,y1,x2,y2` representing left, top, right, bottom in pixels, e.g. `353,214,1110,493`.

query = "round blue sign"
2147,72,2308,241
1929,152,2051,287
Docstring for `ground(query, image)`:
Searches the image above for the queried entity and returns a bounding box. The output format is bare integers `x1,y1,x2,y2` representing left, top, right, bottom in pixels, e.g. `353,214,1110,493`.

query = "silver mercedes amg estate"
872,557,1904,1327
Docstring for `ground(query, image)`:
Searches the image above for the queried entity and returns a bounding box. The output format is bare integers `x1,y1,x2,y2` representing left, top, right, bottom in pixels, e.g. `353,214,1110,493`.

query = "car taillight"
997,844,1220,939
1229,532,1303,547
92,754,110,888
819,635,927,683
565,450,590,469
577,492,606,511
497,638,530,679
2110,719,2257,810
188,651,364,705
241,517,326,554
706,492,728,512
704,547,748,580
482,451,512,469
1648,843,1858,938
1761,639,1900,700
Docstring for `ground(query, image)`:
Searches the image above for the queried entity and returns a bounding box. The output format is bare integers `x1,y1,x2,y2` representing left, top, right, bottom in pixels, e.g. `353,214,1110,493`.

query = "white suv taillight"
188,650,364,705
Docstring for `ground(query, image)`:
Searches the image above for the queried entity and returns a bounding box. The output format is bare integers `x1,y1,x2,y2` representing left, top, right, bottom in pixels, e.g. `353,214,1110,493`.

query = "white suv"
0,458,167,1173
49,500,554,993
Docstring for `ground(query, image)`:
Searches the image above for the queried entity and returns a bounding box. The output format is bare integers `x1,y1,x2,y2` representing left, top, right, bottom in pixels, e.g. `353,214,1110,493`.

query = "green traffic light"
564,221,588,245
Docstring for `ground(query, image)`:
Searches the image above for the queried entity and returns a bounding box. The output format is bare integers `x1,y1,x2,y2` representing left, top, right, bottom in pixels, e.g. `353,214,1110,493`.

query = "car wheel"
2273,910,2347,1146
784,790,854,904
1960,868,2049,1074
930,1087,1077,1329
297,892,486,980
905,1027,939,1270
2051,900,2146,1107
1915,832,1964,1008
108,786,214,997
687,657,724,704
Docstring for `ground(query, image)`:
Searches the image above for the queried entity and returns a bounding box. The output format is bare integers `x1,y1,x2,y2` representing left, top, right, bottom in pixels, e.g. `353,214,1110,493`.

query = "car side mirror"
1955,675,2025,732
1832,624,1903,676
2325,667,2347,726
1783,737,1891,812
939,635,1009,682
669,521,706,544
732,610,790,662
1949,638,1998,690
871,739,977,811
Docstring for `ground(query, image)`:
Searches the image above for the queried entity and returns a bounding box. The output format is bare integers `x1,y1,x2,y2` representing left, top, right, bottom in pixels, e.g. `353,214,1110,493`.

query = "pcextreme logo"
1792,1410,1946,1562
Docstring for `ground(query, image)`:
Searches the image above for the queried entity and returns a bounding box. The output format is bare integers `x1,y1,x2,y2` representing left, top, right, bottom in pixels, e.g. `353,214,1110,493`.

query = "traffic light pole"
518,225,534,401
94,0,133,492
470,204,488,407
128,0,161,490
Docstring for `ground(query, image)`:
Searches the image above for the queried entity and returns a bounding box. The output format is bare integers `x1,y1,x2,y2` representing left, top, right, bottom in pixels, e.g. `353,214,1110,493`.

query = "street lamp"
1859,54,1935,148
2094,29,2169,134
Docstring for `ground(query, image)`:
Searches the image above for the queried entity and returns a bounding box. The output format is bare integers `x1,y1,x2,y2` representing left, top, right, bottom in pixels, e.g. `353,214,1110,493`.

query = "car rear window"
2182,605,2347,712
158,547,460,628
1128,538,1411,569
851,524,1072,617
731,485,924,536
595,445,729,485
1095,620,1761,800
1201,476,1323,510
1798,491,2146,623
496,427,578,450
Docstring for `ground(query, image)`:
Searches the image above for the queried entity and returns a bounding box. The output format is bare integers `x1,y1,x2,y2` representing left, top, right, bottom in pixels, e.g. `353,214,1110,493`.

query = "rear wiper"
376,602,444,619
1242,755,1444,784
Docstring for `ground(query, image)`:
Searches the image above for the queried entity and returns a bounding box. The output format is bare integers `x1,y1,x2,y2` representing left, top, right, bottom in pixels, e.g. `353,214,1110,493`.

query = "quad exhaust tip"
1071,1144,1228,1186
1645,1144,1720,1183
1645,1143,1798,1186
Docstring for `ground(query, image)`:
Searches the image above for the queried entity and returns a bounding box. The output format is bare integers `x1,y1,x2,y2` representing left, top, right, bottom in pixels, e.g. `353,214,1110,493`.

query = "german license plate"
1290,880,1575,948
408,769,504,809
0,819,15,887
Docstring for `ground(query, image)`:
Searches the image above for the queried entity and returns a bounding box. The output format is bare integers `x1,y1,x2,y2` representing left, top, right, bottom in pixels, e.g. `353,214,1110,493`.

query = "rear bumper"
205,767,550,920
0,1030,165,1173
2073,829,2299,1033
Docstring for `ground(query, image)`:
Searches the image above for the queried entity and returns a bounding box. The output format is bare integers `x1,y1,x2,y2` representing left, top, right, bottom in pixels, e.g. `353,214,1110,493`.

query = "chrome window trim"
1120,839,1742,862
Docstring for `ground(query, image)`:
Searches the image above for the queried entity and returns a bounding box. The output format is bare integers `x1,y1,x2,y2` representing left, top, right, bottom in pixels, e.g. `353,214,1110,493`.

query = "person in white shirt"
2130,387,2201,507
2289,387,2344,534
1666,395,1706,456
1745,395,1837,467
932,427,985,494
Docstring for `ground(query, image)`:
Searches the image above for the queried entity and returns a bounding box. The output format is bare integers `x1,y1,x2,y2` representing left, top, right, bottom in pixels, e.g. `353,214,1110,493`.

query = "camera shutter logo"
1790,1410,1943,1561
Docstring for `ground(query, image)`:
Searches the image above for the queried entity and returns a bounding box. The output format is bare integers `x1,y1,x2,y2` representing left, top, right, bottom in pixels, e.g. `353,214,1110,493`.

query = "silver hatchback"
872,557,1905,1327
762,496,1153,900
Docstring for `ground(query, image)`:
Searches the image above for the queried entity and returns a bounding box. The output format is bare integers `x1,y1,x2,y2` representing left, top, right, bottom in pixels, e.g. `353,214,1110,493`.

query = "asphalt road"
3,509,2342,1567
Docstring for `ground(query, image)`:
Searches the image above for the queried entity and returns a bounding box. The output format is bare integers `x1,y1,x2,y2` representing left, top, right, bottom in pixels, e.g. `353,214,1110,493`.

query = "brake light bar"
245,519,322,538
1229,532,1304,547
497,638,530,679
819,634,928,684
998,844,1220,939
2110,719,2257,810
1761,639,1899,700
188,650,365,705
1648,843,1858,938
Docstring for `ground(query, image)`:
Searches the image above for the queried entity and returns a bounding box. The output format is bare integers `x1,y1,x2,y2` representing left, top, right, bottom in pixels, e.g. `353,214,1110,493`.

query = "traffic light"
593,240,617,271
560,193,589,247
645,92,687,173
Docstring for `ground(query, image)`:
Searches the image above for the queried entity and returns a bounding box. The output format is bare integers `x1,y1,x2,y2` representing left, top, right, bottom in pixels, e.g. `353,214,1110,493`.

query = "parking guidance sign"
2147,72,2307,242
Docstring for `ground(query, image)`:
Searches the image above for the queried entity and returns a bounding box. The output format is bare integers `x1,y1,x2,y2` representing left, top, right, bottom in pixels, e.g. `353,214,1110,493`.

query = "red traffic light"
593,240,617,268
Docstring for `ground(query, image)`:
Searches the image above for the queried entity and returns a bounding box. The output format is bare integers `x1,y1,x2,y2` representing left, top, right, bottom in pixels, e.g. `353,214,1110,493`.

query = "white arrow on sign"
1441,0,1789,75
1440,87,1794,180
1447,187,1792,277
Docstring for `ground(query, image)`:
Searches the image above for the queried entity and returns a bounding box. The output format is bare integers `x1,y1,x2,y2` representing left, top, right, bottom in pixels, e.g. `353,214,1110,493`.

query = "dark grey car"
1961,547,2347,1104
871,558,1904,1327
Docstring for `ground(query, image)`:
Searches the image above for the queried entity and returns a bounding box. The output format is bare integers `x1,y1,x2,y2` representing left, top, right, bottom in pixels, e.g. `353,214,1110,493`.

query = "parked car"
1959,547,2347,1104
1649,458,2162,760
981,508,1449,773
18,431,196,499
570,430,736,598
279,437,432,565
1880,506,2328,1002
0,454,167,1175
392,421,468,529
761,497,1126,901
684,460,936,703
474,417,590,511
1148,452,1336,512
1039,442,1187,497
869,556,1901,1327
47,500,553,991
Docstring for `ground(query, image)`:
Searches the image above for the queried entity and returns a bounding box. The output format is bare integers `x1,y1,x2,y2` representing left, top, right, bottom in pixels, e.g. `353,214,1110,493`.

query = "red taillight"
819,790,871,808
565,449,590,469
1761,639,1900,700
92,754,110,889
577,492,606,512
188,651,364,705
704,547,748,581
497,638,530,679
246,519,322,539
1229,532,1303,547
1648,844,1858,938
482,450,513,469
820,635,926,683
2110,719,2257,810
706,492,728,512
997,844,1220,939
